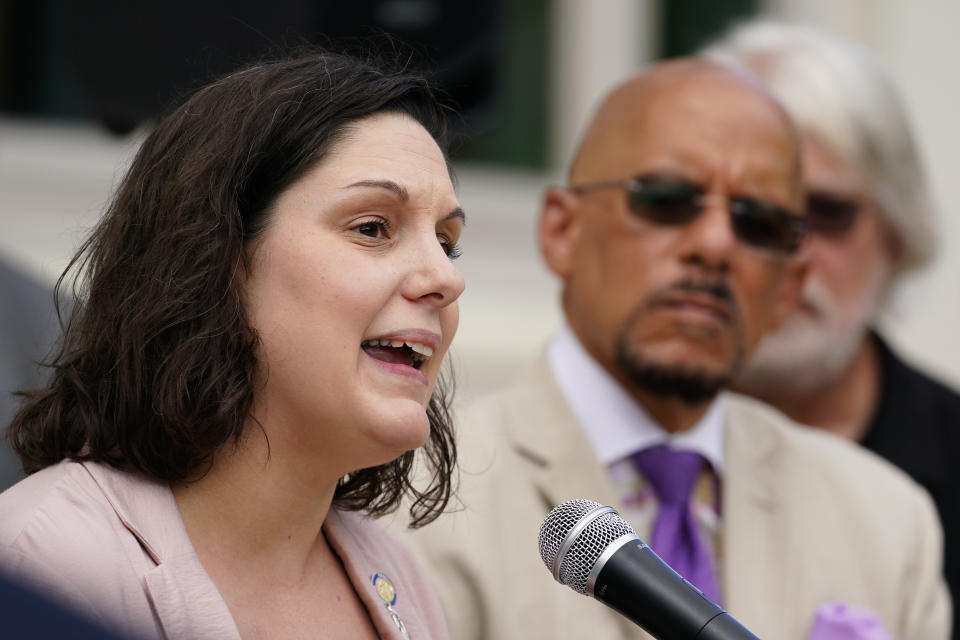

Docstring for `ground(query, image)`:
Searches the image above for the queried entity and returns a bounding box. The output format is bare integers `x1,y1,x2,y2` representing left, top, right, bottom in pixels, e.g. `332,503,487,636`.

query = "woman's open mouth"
361,339,434,371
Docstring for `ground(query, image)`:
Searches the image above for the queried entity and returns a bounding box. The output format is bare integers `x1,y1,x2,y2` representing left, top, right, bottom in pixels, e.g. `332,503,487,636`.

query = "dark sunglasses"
569,175,807,254
805,191,861,238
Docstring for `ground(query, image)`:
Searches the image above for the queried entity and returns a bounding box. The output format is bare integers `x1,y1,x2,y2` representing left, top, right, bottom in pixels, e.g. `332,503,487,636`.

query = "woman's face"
244,112,465,474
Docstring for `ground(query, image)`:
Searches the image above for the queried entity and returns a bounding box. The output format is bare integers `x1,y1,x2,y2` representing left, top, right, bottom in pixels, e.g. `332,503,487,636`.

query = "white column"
547,0,658,174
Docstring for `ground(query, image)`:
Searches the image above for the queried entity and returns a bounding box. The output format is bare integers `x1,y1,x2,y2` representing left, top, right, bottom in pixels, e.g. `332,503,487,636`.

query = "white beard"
737,269,889,396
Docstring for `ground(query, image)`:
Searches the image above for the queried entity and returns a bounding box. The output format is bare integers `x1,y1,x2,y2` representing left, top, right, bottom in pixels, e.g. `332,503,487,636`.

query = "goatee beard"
612,278,743,405
614,331,738,405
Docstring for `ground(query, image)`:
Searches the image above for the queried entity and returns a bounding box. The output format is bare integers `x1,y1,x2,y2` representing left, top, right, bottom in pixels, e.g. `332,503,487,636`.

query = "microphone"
538,499,761,640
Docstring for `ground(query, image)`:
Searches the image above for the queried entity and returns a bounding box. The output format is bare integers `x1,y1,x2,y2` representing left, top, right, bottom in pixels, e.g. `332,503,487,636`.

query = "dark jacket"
862,332,960,639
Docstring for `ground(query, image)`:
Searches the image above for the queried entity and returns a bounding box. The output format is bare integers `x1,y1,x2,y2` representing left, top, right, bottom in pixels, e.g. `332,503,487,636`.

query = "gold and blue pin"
372,572,412,639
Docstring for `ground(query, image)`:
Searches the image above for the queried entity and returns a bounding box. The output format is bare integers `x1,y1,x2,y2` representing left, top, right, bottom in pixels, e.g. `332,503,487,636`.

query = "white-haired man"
703,20,960,633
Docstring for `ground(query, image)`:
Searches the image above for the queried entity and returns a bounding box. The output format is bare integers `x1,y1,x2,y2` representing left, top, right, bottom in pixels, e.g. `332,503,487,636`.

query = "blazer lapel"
500,356,651,640
721,395,791,639
144,556,241,639
82,462,242,639
503,355,622,515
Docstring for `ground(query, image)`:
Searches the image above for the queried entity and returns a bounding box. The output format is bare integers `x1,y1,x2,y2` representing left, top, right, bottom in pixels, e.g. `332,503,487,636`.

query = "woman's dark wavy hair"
7,48,458,528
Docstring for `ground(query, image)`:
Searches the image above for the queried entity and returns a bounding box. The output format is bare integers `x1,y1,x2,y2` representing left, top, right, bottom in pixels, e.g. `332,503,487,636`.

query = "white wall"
0,119,143,283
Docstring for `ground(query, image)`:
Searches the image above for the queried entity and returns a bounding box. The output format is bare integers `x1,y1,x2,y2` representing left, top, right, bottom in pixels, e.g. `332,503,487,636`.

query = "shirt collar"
547,324,726,473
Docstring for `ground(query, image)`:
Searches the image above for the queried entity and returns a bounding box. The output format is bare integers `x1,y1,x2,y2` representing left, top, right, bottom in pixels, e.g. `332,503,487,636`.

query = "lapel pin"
372,572,412,640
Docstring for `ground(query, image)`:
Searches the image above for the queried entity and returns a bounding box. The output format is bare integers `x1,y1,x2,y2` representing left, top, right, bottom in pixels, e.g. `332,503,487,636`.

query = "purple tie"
632,445,721,604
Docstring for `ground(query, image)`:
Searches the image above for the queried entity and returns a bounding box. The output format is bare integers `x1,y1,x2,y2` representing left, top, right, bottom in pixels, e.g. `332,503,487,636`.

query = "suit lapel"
502,356,622,515
500,356,651,639
721,395,791,639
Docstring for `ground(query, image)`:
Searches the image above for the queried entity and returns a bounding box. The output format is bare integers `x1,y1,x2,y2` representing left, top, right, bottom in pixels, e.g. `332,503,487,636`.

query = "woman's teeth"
361,339,434,358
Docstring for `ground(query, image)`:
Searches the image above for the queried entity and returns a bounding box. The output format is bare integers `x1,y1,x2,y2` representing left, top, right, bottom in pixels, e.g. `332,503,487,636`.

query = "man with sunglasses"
704,21,960,636
397,58,948,640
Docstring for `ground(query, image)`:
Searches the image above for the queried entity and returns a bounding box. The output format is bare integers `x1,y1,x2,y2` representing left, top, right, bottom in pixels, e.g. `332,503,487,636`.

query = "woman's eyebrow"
344,179,408,201
345,180,465,225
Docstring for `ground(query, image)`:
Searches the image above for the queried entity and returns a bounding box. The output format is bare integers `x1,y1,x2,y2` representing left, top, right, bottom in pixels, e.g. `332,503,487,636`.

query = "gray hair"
700,19,937,272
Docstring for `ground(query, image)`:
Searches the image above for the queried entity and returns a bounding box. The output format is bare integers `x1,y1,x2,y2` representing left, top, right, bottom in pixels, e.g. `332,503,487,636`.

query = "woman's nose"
401,236,466,306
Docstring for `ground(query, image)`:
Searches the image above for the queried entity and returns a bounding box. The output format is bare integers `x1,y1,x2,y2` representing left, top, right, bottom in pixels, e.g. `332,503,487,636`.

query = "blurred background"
1,0,957,402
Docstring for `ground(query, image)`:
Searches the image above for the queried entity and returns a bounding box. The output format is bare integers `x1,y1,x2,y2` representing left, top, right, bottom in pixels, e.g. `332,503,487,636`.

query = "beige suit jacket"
396,357,949,640
0,460,449,640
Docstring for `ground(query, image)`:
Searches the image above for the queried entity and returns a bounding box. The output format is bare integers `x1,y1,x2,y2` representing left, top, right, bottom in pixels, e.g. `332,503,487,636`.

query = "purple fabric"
807,603,895,640
632,445,721,604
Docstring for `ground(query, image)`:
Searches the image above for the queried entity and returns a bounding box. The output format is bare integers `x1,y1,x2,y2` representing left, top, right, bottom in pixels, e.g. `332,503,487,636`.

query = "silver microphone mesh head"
538,499,636,595
537,498,603,571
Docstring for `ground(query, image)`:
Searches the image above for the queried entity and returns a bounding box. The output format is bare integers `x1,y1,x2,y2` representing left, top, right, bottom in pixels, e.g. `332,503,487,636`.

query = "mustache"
639,277,740,325
651,278,735,304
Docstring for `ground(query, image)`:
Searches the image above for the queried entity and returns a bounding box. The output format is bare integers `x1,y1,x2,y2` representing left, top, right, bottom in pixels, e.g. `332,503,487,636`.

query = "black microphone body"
538,499,761,640
595,538,758,640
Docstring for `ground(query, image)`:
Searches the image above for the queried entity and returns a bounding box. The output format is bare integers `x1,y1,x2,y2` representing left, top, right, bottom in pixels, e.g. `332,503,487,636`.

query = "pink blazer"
0,460,449,639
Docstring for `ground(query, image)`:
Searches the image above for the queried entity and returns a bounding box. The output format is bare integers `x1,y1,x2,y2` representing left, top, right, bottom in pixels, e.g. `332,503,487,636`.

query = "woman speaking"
1,48,464,639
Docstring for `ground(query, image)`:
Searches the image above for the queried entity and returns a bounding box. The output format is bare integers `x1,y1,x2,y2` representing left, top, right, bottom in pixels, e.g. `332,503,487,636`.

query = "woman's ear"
539,186,581,280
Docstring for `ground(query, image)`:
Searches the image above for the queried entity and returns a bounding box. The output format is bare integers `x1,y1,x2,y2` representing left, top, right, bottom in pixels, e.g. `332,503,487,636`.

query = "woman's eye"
353,219,389,238
439,236,463,259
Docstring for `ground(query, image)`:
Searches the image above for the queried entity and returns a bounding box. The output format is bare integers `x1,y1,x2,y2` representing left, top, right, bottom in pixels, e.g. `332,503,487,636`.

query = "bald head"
539,56,809,414
569,58,802,205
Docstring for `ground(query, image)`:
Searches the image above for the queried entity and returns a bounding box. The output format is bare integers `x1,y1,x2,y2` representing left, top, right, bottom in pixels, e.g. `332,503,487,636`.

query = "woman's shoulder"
0,461,124,612
0,459,165,580
0,460,172,633
0,460,112,546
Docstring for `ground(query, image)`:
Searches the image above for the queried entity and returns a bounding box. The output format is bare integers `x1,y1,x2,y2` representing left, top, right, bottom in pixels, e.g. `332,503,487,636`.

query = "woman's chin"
368,406,433,459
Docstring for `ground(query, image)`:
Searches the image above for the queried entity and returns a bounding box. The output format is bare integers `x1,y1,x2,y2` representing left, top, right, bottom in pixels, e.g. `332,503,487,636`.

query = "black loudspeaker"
64,0,501,136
